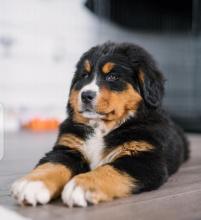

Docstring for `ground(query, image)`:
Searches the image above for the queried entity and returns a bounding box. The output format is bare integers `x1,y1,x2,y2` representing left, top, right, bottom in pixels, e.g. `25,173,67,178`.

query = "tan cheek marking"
123,84,142,111
69,89,79,112
102,141,153,162
102,62,115,74
25,163,71,198
84,59,91,73
96,84,142,124
69,89,89,124
75,165,135,203
96,87,112,114
57,134,84,151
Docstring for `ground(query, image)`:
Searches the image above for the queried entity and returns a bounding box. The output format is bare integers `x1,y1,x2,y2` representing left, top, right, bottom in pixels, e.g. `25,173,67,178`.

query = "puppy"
11,42,189,207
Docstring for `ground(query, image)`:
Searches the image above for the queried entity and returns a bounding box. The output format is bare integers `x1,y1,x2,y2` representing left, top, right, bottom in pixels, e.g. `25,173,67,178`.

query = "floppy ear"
137,66,164,108
123,43,165,108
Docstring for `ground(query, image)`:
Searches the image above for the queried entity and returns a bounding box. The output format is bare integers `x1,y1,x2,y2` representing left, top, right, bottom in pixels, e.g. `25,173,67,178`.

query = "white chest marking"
83,121,107,170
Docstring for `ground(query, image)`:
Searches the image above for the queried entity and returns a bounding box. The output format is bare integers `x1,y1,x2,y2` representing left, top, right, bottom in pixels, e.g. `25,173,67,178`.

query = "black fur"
38,145,90,175
38,42,189,194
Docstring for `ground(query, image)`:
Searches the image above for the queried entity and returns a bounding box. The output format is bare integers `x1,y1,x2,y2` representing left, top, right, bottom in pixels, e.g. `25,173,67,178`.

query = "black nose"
81,90,96,104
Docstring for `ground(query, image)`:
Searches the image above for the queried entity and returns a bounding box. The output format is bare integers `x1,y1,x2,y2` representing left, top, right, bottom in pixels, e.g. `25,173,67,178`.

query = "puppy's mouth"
79,107,114,119
79,109,106,119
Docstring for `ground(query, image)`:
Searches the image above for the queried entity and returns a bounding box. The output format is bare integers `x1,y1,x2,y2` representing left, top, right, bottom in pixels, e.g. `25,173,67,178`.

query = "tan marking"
122,140,153,153
25,163,71,199
57,134,84,151
84,59,91,73
57,134,90,163
139,69,145,83
95,83,142,130
74,165,135,204
69,89,89,124
102,62,115,74
102,141,153,163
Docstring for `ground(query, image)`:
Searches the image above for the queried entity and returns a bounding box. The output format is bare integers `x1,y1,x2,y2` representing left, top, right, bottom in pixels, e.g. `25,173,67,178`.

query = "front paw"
61,174,109,207
10,179,51,206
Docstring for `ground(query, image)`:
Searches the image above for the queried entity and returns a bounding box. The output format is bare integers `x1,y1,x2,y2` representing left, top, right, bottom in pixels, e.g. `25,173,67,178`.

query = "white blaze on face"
78,77,101,118
79,77,99,100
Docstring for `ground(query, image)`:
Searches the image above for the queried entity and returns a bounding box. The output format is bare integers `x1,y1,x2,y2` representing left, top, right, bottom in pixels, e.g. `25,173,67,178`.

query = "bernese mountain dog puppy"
11,42,189,207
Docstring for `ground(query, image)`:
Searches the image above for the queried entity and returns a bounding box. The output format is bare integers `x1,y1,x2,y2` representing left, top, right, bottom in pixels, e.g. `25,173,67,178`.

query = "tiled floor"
0,132,201,220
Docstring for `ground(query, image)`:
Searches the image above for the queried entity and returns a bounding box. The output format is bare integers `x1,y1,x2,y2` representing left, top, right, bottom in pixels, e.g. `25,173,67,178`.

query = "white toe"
62,179,87,207
72,186,87,207
36,188,50,205
11,179,27,198
11,179,51,206
62,179,76,207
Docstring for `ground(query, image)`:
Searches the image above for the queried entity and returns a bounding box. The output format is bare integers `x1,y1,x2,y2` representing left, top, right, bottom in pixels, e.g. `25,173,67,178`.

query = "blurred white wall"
0,0,195,131
0,0,101,112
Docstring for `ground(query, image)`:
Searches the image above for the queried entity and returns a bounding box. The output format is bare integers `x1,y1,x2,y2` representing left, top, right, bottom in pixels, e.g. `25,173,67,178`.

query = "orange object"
23,117,60,131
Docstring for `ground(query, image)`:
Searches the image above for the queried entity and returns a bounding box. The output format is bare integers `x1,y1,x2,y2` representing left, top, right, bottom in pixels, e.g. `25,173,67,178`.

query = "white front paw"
10,179,51,206
61,179,88,207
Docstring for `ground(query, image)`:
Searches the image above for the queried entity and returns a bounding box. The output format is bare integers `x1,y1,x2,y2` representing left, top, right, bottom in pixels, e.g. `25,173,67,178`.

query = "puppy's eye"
106,73,119,82
81,73,89,79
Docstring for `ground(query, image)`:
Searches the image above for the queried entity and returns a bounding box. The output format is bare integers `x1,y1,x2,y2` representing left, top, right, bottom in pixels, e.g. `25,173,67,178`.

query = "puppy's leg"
62,153,168,207
11,146,89,206
62,164,135,207
11,163,71,206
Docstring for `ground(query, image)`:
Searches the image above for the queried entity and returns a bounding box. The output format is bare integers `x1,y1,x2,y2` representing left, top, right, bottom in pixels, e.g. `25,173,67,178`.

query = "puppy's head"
68,42,164,123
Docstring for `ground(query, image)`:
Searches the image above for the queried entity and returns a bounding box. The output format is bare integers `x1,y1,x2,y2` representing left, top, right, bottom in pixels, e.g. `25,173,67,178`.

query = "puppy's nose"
81,90,96,104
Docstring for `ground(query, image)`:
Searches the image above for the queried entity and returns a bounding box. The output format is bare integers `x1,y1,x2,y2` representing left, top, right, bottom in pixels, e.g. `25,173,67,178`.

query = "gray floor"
0,132,201,220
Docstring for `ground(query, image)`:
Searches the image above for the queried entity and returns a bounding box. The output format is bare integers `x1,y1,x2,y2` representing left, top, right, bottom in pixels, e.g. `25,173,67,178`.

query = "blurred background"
0,0,201,132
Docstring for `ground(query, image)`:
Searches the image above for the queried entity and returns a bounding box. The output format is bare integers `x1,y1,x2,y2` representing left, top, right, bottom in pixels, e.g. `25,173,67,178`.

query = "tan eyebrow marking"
83,59,91,73
102,62,115,74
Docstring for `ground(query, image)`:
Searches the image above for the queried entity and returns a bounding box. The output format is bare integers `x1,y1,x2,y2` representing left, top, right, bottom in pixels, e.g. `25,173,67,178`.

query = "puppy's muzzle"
81,90,96,105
